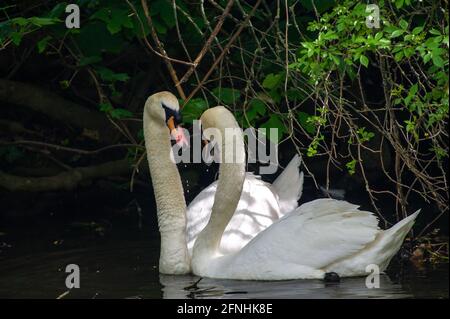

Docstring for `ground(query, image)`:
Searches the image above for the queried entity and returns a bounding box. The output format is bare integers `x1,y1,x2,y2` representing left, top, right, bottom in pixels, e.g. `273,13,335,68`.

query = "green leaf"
429,29,441,35
432,53,445,68
48,2,67,18
262,73,283,90
245,98,266,122
321,30,338,41
394,50,404,61
330,54,341,66
92,7,133,35
130,5,150,38
37,36,51,53
399,19,409,30
153,20,167,34
357,127,375,142
297,112,316,134
78,55,102,66
395,0,404,9
212,87,241,105
412,26,424,35
99,102,113,113
306,134,324,157
260,114,286,144
390,29,404,38
423,52,432,64
10,32,22,46
250,99,266,115
28,17,58,26
378,38,391,47
96,66,130,82
59,80,70,89
374,32,383,41
409,83,418,96
346,159,357,175
73,21,125,56
182,98,208,124
11,17,29,26
431,146,448,160
111,108,133,119
404,47,415,58
91,8,110,23
111,8,133,34
154,0,176,28
360,55,369,67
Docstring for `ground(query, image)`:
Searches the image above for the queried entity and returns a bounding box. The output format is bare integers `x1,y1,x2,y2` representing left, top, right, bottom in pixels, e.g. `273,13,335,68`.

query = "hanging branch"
126,0,194,69
183,0,263,107
139,0,187,100
177,0,235,86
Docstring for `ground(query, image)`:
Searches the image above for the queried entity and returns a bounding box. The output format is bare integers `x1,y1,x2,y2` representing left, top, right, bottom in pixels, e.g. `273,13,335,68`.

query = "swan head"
200,105,233,131
145,91,188,146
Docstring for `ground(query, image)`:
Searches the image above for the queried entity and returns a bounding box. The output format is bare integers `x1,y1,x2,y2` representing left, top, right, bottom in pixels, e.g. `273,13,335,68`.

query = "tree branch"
0,79,116,143
140,0,187,99
178,0,235,85
183,0,263,106
0,159,132,192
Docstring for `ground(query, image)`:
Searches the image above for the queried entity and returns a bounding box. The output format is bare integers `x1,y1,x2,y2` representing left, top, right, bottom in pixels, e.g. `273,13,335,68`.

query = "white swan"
185,154,303,257
190,105,420,280
143,92,303,274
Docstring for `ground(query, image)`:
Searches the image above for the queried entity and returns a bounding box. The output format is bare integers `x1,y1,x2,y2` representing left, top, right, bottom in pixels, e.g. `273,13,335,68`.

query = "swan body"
194,198,419,280
191,106,420,280
186,156,303,256
143,92,419,279
144,92,303,274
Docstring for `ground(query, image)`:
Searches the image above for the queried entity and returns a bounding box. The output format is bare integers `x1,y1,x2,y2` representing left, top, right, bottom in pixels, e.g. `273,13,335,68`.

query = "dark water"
0,229,448,299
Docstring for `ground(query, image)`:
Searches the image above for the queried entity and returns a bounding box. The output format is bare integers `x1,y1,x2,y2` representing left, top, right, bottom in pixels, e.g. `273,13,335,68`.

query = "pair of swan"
143,91,419,280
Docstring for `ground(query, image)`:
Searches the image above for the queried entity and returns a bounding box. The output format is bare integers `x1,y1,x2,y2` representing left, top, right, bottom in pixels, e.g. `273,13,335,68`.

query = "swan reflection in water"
159,273,412,299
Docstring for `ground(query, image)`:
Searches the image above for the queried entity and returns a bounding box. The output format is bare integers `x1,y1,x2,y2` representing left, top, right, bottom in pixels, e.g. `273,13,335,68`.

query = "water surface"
0,233,447,299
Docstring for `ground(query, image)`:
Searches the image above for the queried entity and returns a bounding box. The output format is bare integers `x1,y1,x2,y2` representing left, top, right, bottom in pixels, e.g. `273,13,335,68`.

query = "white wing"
271,154,304,215
186,173,282,256
229,198,381,274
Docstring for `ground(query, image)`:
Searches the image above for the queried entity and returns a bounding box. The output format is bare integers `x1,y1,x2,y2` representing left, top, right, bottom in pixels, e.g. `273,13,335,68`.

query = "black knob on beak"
162,103,183,125
174,111,182,125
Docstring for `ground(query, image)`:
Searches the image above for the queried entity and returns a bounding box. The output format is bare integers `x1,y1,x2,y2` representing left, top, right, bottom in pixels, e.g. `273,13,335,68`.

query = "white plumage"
143,92,420,280
190,106,420,280
196,198,419,280
186,155,303,256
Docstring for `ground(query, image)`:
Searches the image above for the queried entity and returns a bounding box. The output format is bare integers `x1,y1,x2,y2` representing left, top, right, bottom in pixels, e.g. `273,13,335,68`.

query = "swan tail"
326,210,420,277
374,210,420,270
272,154,304,215
384,210,420,239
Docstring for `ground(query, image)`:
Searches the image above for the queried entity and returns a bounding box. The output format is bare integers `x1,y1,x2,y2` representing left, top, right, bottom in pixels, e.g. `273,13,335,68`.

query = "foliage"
287,0,448,218
0,0,448,230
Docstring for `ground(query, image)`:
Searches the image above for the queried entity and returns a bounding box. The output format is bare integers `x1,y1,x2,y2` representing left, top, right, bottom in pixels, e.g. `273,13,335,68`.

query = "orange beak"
167,116,176,133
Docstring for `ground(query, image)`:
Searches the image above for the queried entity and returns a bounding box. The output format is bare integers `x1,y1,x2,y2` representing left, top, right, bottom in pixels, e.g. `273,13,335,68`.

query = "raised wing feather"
271,155,304,215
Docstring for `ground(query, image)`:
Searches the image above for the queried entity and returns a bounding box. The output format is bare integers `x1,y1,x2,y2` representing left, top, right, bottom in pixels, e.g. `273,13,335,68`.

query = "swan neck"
143,99,190,274
194,116,246,260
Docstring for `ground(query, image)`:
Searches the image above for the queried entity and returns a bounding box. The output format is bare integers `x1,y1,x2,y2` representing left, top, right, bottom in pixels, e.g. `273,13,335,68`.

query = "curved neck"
143,102,190,274
193,117,246,261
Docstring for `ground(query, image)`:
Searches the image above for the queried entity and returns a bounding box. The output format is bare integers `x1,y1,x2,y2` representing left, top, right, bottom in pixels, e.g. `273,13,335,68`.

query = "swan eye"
162,103,182,125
